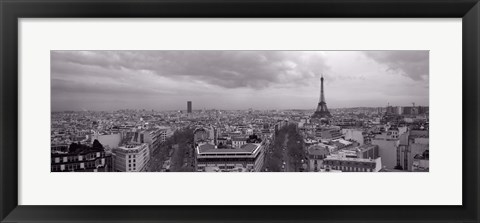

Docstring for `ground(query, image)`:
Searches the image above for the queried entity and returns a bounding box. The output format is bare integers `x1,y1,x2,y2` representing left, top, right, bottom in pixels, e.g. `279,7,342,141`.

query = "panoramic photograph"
50,50,429,172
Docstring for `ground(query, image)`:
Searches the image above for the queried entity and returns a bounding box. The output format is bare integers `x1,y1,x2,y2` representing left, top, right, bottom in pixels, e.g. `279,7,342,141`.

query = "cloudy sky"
51,50,429,111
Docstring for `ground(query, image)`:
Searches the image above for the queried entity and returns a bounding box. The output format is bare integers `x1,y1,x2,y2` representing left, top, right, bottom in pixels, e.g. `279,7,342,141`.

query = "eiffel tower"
311,74,332,119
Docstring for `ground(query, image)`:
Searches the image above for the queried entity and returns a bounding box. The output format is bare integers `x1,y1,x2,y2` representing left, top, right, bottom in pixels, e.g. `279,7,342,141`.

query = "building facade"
51,143,113,172
112,143,150,172
307,144,330,172
187,101,192,113
323,156,382,172
316,127,343,141
371,129,401,169
195,142,265,172
397,130,429,171
231,136,248,148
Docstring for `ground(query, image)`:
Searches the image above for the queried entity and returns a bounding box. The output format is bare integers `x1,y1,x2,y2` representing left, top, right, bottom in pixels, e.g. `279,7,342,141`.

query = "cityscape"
51,51,429,172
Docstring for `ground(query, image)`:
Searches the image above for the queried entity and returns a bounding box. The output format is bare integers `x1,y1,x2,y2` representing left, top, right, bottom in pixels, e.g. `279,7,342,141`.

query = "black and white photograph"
50,50,429,172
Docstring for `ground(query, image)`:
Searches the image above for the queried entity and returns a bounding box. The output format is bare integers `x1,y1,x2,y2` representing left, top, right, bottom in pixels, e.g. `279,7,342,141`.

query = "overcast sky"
51,50,429,111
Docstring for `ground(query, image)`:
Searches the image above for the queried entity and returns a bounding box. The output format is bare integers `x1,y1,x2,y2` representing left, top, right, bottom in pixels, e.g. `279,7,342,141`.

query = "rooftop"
197,143,260,154
51,142,104,157
410,134,429,139
332,139,353,146
119,143,146,149
345,144,378,153
232,136,247,141
324,155,378,163
307,145,329,156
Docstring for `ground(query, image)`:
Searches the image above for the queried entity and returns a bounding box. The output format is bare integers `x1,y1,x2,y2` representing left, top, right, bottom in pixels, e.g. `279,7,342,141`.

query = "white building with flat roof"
195,142,265,172
323,155,382,172
371,130,401,169
113,143,150,172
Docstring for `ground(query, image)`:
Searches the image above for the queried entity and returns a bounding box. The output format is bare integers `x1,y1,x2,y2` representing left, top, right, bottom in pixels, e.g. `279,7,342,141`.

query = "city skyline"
51,50,429,111
51,50,429,173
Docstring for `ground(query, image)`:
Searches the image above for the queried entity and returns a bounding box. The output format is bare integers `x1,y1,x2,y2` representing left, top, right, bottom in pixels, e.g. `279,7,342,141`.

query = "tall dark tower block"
311,75,332,119
187,101,192,113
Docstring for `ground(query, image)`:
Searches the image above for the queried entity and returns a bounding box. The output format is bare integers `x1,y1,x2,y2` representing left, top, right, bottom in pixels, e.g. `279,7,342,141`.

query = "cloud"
50,51,429,111
363,51,429,81
51,78,172,96
51,51,330,90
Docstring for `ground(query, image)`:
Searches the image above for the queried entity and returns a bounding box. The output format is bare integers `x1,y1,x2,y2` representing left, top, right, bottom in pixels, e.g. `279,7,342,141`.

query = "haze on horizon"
51,50,429,112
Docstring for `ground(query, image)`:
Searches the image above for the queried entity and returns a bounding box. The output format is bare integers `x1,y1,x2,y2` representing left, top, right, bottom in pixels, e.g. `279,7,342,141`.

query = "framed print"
1,0,479,222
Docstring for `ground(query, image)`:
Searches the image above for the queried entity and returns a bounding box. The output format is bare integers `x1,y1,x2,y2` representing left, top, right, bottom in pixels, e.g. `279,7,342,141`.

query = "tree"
68,142,79,153
92,139,104,150
264,125,291,172
284,124,305,171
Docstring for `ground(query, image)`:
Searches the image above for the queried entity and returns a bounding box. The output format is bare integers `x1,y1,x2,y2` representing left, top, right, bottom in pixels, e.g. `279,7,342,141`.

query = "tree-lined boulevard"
264,124,305,172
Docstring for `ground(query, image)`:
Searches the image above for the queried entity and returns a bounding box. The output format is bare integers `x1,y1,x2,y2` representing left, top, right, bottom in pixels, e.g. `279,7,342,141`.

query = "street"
282,133,291,172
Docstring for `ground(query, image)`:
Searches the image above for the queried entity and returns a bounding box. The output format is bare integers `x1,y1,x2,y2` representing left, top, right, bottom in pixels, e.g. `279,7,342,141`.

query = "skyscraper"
187,101,192,113
312,74,332,119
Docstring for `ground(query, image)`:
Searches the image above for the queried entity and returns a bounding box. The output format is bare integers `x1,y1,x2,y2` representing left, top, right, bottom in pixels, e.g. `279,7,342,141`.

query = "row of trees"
264,126,289,172
148,127,194,172
163,127,195,172
285,125,305,171
264,124,305,172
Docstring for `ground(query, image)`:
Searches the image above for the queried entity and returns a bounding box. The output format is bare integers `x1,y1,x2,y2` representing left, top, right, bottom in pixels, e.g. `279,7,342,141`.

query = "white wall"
342,129,364,145
371,139,399,169
91,133,122,149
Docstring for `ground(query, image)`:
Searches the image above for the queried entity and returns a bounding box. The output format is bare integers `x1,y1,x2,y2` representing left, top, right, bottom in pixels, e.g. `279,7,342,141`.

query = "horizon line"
51,105,430,113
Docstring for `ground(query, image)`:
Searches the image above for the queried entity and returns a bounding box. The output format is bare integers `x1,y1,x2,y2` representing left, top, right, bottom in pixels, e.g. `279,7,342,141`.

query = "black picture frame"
1,0,479,222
